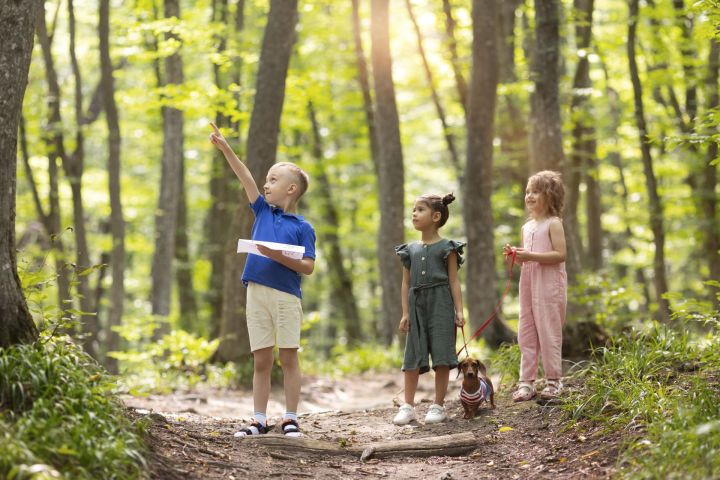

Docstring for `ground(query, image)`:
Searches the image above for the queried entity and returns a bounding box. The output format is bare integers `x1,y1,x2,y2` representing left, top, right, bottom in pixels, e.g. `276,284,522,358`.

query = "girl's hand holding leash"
512,247,531,262
504,244,529,263
455,312,465,327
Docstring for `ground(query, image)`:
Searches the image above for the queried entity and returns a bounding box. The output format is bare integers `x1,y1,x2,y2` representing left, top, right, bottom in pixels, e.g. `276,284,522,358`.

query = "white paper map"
236,239,305,259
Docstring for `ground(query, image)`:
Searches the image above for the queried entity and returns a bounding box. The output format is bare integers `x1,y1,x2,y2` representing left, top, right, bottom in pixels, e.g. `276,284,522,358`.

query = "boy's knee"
253,348,274,372
278,348,299,368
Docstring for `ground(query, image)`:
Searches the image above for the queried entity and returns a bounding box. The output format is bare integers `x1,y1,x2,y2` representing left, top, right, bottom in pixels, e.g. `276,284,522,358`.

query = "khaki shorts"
246,282,303,352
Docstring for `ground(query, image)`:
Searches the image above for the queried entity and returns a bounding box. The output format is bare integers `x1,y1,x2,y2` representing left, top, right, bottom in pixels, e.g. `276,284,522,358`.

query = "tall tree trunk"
441,0,468,117
308,101,362,345
703,39,720,311
531,0,582,282
568,0,603,272
215,0,298,362
175,161,198,332
67,0,99,358
405,0,462,187
627,0,671,323
351,0,379,170
0,0,39,348
529,0,564,173
100,0,125,372
207,0,243,339
671,0,697,125
371,0,405,345
19,116,46,226
496,0,527,190
498,0,523,83
465,0,515,348
151,0,184,336
35,2,72,312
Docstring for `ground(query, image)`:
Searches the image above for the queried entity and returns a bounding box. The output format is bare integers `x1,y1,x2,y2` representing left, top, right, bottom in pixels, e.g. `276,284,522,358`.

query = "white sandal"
512,382,536,402
539,380,562,400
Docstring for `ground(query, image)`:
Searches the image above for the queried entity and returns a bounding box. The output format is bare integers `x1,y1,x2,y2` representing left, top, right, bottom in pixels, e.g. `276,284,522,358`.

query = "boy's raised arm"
209,122,260,204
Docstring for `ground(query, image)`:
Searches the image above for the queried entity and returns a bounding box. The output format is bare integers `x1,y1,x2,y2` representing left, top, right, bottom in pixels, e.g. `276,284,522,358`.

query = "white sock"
254,412,267,427
283,412,302,437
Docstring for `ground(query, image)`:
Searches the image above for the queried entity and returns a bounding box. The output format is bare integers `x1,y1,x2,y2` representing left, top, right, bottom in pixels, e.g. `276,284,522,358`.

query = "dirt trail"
124,373,620,479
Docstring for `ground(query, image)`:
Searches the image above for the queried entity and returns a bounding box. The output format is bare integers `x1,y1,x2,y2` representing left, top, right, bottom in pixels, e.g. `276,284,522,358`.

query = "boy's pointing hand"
209,122,230,151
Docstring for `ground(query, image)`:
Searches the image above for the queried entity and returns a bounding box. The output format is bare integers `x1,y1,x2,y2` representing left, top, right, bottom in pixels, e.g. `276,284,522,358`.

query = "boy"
210,123,316,437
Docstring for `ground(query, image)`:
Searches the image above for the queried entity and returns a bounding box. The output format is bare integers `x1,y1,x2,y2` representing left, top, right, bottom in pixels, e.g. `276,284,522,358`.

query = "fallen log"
241,431,477,460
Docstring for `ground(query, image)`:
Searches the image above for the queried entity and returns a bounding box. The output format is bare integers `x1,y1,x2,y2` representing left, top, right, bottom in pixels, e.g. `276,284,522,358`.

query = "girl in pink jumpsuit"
504,171,567,401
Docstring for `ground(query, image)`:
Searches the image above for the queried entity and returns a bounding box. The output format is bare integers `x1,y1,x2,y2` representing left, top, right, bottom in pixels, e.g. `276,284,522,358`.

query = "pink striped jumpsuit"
518,217,567,382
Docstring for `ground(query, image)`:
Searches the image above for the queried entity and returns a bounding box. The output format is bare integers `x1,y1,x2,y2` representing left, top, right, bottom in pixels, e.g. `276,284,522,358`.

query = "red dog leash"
456,248,517,358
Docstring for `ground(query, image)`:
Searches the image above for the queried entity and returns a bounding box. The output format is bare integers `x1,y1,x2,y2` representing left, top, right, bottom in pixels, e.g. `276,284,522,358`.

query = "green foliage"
112,317,237,394
571,272,647,330
0,336,145,480
563,318,720,479
303,342,402,377
488,343,522,389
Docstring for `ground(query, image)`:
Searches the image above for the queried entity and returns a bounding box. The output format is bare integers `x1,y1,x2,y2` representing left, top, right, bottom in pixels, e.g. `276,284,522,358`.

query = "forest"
1,0,719,478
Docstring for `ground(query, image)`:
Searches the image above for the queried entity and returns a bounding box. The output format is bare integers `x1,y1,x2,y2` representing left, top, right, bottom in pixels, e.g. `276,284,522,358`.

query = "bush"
563,320,720,479
303,342,402,376
0,336,146,480
112,316,238,393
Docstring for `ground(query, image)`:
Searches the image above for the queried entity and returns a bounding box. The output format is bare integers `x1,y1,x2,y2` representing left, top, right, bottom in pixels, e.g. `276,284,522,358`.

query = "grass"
562,321,720,479
488,342,522,389
0,335,146,480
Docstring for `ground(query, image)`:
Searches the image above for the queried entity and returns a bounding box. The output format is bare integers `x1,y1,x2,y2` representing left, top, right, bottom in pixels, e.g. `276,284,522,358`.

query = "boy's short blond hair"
275,162,309,198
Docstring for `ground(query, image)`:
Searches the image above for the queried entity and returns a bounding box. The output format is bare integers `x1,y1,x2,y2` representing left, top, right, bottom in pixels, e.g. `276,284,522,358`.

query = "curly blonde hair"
528,170,565,218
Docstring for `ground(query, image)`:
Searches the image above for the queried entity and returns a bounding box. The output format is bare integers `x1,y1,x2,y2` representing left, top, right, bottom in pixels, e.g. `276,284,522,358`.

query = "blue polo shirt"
242,195,316,299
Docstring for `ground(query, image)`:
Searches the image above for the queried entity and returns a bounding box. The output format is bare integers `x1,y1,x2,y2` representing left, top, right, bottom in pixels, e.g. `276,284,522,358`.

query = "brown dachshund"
458,357,495,419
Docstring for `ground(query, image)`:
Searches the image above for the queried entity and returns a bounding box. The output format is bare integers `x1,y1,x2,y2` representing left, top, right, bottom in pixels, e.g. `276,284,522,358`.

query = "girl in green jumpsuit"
392,193,465,425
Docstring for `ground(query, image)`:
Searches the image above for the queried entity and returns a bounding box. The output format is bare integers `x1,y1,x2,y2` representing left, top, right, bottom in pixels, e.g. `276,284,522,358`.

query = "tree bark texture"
575,0,604,271
499,0,523,83
243,431,477,459
176,160,199,331
371,0,405,345
627,0,671,323
67,0,99,358
0,0,39,347
672,0,698,126
530,0,564,172
206,0,243,338
568,0,602,274
151,0,184,324
703,39,720,311
35,2,73,312
465,0,515,348
216,0,298,362
100,0,125,371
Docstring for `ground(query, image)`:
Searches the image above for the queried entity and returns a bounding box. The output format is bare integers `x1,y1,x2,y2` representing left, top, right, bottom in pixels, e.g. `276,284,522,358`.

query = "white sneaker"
392,403,416,425
424,404,447,424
